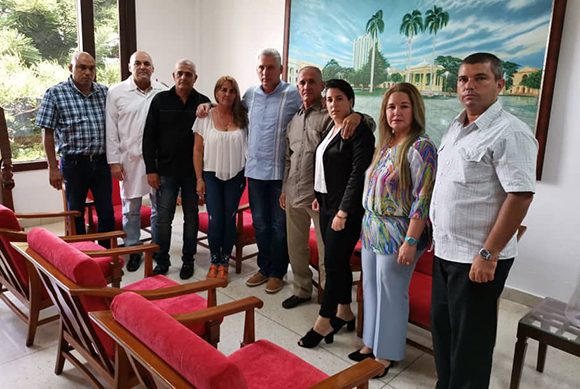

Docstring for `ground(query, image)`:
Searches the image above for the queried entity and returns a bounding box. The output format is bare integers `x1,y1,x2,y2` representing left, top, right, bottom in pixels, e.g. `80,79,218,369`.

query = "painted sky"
289,0,553,71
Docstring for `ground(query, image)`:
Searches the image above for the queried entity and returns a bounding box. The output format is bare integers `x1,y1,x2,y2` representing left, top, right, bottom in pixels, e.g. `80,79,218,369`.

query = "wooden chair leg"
26,270,42,347
235,245,242,274
54,321,67,375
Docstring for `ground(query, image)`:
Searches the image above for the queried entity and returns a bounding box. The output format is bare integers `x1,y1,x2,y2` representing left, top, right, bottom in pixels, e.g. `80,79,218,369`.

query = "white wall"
12,1,580,301
509,0,580,301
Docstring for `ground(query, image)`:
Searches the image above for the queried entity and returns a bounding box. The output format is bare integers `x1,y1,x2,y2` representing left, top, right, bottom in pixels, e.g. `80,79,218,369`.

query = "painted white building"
352,34,373,70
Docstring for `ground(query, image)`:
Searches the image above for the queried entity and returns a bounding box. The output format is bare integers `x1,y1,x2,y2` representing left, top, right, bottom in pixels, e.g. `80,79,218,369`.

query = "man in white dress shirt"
106,51,167,271
430,52,537,388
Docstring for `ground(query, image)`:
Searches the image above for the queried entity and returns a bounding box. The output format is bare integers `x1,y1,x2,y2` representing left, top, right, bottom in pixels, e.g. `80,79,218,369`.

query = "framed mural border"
282,0,569,180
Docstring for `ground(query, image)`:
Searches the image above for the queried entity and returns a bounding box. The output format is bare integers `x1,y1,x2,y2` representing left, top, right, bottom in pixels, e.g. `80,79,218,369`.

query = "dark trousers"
155,175,198,265
431,255,514,389
60,155,114,246
204,171,245,264
248,178,288,278
318,194,362,318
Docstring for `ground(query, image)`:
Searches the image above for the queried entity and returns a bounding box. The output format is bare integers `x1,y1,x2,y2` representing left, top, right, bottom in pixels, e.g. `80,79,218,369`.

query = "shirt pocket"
457,146,493,184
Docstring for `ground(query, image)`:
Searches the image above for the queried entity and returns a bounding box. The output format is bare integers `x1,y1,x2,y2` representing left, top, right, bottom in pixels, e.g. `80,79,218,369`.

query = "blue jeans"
60,155,114,244
204,171,245,265
155,175,198,265
122,192,157,247
248,178,288,278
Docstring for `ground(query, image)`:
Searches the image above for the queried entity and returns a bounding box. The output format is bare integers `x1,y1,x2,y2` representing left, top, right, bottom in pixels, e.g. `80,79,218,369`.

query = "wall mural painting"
283,0,567,179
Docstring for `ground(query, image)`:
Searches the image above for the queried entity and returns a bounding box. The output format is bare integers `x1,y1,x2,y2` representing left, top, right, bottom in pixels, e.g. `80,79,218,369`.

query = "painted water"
355,93,538,146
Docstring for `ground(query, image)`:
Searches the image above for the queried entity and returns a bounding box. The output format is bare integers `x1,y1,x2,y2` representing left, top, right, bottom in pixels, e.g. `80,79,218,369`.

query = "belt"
61,154,106,162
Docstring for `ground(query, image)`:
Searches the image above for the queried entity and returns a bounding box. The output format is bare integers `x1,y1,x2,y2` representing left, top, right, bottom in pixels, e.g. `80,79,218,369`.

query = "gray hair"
257,48,281,67
175,58,197,74
70,51,94,65
129,50,154,67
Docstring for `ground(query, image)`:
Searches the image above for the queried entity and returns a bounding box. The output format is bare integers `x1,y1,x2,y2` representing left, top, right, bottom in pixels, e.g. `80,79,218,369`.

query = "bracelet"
335,214,347,220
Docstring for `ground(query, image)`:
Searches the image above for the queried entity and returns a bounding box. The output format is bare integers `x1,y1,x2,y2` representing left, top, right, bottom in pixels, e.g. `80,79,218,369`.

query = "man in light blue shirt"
244,48,302,293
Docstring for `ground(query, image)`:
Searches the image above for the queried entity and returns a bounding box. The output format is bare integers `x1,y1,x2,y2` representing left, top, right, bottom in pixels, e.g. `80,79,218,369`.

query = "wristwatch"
405,236,418,246
479,248,494,261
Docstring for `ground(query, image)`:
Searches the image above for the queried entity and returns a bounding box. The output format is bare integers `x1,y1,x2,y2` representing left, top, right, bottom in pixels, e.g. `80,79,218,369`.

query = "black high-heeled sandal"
330,316,356,334
374,361,395,379
298,328,334,348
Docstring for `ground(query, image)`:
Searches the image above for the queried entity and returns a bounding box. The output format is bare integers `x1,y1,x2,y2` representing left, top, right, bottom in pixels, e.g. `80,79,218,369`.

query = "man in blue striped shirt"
37,52,114,240
243,48,302,294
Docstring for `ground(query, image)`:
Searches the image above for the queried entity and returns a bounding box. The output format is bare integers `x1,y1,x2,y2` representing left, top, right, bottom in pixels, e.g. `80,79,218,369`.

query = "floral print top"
362,136,437,254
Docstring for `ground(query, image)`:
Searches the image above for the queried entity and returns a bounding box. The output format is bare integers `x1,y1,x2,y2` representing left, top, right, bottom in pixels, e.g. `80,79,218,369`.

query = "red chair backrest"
240,182,250,206
414,250,433,276
86,177,122,206
0,204,28,292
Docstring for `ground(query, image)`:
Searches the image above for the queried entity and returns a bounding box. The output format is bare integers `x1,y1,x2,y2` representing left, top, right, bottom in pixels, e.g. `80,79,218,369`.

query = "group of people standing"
37,47,537,388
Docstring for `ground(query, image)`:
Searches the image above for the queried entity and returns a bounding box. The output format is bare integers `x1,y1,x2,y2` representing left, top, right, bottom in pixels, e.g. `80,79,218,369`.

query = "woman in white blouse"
193,76,248,282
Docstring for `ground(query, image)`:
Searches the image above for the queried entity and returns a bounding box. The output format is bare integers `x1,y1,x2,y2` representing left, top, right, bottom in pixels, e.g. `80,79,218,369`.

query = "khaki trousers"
286,205,325,298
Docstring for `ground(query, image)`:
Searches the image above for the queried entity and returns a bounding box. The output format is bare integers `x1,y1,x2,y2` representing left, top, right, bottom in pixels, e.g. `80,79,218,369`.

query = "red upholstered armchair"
14,228,226,388
0,204,130,346
90,292,384,389
197,182,257,273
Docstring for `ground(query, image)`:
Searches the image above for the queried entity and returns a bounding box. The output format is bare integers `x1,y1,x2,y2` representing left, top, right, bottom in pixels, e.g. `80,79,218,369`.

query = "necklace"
213,108,234,131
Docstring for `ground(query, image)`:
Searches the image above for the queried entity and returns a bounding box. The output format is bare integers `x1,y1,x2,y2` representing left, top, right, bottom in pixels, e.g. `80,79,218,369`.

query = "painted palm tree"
425,5,449,91
400,10,423,82
366,10,384,92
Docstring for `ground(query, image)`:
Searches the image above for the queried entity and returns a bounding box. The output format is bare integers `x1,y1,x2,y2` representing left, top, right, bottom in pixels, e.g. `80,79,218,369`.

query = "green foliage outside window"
0,0,120,162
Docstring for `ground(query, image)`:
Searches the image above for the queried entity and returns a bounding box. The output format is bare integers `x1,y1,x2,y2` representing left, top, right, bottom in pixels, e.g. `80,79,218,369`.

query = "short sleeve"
35,89,57,129
492,129,537,193
192,116,207,138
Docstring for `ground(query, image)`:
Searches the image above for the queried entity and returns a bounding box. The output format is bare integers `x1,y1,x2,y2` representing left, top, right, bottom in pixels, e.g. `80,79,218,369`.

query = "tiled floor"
1,214,579,388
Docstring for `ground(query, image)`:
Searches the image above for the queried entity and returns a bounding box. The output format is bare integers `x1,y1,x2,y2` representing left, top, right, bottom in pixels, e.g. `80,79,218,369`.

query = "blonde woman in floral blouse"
348,83,437,378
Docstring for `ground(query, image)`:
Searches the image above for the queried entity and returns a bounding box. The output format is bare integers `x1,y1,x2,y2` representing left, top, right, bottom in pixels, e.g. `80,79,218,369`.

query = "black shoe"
330,316,356,334
180,263,194,280
348,349,375,362
297,328,334,349
373,361,394,379
152,263,170,275
126,253,142,272
282,295,311,309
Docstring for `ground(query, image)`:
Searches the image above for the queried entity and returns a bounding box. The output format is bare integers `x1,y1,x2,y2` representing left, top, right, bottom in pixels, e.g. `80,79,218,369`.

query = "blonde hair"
373,82,426,190
213,76,248,129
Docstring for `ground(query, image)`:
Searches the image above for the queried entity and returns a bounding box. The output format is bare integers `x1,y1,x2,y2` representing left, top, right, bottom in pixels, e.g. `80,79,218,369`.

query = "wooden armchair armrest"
237,204,250,212
0,228,27,241
81,243,159,257
173,296,264,346
61,230,126,242
71,278,227,300
310,359,384,389
173,296,263,323
15,210,82,219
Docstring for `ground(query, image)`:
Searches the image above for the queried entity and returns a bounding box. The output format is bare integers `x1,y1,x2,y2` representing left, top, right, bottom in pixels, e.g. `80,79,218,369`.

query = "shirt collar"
454,99,503,131
128,76,153,94
257,80,286,95
67,76,98,96
298,99,325,116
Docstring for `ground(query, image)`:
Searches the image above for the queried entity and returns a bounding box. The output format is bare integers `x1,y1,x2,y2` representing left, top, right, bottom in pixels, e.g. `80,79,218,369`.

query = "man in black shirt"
143,59,210,279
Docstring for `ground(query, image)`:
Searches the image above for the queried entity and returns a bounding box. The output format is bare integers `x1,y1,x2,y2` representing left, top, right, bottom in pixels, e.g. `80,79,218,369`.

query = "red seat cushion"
408,272,432,329
112,292,245,389
124,275,210,336
68,241,125,278
230,340,328,389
